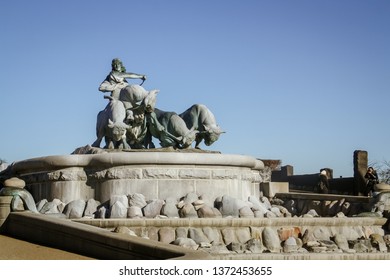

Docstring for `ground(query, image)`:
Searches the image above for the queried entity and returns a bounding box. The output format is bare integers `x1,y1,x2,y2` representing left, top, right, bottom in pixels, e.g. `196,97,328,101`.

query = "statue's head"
203,125,225,146
111,58,126,72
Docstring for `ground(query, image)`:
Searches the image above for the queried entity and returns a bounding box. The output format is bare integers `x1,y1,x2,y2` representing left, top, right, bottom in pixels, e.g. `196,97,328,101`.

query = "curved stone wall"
5,152,264,204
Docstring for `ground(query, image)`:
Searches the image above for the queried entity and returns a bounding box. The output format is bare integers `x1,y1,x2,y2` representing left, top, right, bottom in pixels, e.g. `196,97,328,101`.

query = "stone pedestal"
0,196,12,230
5,152,265,204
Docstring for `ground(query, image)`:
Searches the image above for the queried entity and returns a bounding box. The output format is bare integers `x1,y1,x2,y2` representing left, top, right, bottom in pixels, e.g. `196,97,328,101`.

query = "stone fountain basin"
5,151,264,204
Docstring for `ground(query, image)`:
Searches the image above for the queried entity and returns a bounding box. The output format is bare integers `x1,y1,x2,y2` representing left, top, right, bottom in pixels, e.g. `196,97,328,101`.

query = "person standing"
364,167,379,196
317,169,329,194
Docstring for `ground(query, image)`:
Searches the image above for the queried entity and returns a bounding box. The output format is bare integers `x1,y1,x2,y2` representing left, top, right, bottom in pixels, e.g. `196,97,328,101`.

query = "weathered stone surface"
318,240,338,251
4,177,25,188
199,242,212,248
110,201,127,218
113,226,137,236
47,169,87,181
338,227,363,240
270,206,282,217
188,228,210,244
235,228,251,244
40,200,61,214
265,211,277,218
383,234,390,248
212,169,238,180
239,206,254,218
83,198,100,217
253,209,266,218
221,228,238,245
183,192,199,204
96,206,107,218
179,203,198,218
143,168,177,179
212,208,222,218
375,182,390,191
313,227,331,240
192,199,205,210
248,195,266,212
218,195,239,217
36,199,48,212
301,229,317,245
142,199,164,218
272,205,291,217
350,240,374,253
11,196,24,211
357,212,382,217
179,169,210,179
277,227,295,242
306,241,321,247
203,227,222,245
197,205,218,218
370,233,387,252
110,195,128,208
205,244,231,255
161,197,179,218
227,242,245,253
127,205,143,218
172,237,199,250
262,227,281,253
158,227,176,244
146,227,159,241
283,236,299,253
309,246,327,253
246,238,263,253
260,196,272,210
250,227,262,240
128,193,147,208
333,233,351,252
176,227,188,239
334,212,346,218
198,194,214,208
105,168,142,179
63,199,86,218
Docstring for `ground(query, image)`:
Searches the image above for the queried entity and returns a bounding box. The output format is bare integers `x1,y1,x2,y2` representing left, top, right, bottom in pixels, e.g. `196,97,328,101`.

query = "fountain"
1,58,389,260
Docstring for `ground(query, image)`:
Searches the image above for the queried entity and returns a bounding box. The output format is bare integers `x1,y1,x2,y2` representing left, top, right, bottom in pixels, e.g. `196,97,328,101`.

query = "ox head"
142,89,159,113
108,119,130,141
203,125,225,146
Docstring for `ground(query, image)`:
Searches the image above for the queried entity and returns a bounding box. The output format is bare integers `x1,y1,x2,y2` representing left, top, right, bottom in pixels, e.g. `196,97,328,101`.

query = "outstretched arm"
117,72,146,81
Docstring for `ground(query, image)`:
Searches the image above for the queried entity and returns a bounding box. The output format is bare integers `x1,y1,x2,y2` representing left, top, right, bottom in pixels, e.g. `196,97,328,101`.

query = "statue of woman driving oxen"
92,58,224,150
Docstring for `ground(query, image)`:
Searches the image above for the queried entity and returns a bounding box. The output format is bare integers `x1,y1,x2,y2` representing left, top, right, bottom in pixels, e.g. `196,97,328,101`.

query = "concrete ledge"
2,212,210,260
261,182,289,198
5,152,264,172
275,192,372,203
75,216,387,228
3,212,389,260
3,152,265,203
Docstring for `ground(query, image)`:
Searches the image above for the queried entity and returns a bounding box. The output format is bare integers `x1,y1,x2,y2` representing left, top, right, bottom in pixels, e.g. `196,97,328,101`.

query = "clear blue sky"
1,0,389,178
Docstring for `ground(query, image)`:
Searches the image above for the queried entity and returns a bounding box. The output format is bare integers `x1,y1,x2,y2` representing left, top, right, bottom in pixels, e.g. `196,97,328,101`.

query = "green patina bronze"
0,187,39,213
